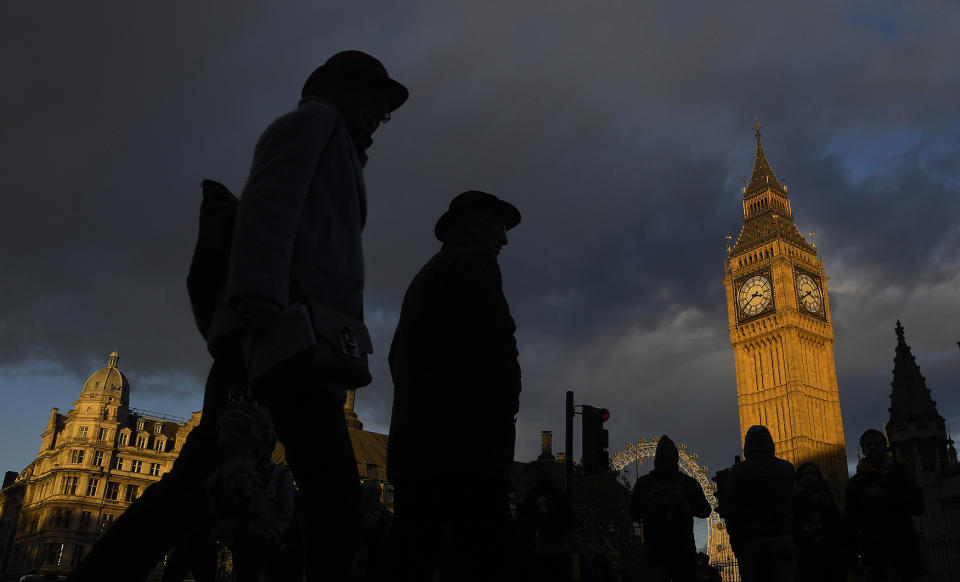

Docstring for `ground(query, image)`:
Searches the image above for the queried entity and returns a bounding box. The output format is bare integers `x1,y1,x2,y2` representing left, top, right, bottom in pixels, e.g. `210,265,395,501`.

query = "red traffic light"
598,408,610,422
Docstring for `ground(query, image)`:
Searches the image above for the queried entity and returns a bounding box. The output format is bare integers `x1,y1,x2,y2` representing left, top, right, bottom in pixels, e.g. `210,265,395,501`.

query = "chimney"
538,431,556,462
343,389,363,430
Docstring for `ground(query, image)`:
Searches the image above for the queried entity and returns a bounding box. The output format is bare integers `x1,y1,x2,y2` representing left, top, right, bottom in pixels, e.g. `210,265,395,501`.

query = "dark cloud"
2,1,960,484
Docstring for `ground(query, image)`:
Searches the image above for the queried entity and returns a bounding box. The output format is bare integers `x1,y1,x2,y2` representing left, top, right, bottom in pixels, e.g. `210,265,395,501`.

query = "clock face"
795,273,822,313
737,275,772,316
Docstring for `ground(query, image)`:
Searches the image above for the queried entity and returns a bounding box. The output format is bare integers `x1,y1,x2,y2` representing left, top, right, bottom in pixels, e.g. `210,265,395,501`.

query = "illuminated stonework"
0,352,199,580
723,125,848,501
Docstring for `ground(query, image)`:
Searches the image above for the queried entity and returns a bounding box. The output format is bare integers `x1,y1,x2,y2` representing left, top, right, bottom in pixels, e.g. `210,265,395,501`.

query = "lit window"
136,436,147,449
70,450,85,464
136,419,145,431
105,481,120,500
130,460,142,473
155,439,165,452
154,423,163,435
119,433,128,446
77,426,88,439
85,479,99,497
113,457,123,471
62,476,79,495
92,451,104,466
149,463,161,476
124,485,139,502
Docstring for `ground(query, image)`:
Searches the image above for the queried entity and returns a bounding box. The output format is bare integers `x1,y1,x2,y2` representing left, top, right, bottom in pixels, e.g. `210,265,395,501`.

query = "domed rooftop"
81,350,130,404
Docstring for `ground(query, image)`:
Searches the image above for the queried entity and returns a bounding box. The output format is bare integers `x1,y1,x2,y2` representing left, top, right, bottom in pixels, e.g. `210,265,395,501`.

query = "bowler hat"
434,190,521,242
301,50,408,111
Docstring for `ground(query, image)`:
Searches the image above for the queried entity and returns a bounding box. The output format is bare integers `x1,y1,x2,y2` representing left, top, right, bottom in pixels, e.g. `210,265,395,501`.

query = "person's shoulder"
775,457,794,472
889,461,919,481
264,98,341,140
679,472,701,486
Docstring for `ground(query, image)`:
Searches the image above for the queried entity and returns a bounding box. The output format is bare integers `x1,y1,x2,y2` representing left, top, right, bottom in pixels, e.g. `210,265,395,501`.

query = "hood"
654,435,679,471
743,425,775,459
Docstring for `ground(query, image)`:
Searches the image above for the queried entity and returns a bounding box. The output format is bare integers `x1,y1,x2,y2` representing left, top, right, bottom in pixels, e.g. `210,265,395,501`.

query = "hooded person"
630,435,711,582
724,425,796,582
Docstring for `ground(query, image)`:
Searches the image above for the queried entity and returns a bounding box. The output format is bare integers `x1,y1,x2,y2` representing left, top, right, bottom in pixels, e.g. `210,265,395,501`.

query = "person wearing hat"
220,50,407,581
67,51,407,582
386,191,522,581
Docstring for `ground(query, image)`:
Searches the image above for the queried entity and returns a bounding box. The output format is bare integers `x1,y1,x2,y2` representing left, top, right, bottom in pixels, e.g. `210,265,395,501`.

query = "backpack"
643,476,690,539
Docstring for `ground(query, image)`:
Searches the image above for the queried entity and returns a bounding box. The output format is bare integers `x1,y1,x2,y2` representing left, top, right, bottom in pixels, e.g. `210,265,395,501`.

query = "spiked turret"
730,120,815,256
889,320,941,422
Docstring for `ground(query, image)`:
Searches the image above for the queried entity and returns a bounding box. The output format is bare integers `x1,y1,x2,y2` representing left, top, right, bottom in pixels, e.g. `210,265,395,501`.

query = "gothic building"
886,321,960,537
723,123,848,499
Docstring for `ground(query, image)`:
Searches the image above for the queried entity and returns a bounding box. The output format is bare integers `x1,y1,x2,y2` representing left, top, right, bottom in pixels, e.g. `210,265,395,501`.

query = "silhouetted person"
724,425,796,582
67,51,407,582
694,552,721,582
630,435,711,582
518,461,573,581
792,462,843,582
160,527,218,582
205,400,296,582
844,429,925,582
387,190,522,581
359,480,392,582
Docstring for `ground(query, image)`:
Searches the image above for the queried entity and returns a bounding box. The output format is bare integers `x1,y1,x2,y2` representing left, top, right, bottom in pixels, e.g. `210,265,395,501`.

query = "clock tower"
723,122,848,499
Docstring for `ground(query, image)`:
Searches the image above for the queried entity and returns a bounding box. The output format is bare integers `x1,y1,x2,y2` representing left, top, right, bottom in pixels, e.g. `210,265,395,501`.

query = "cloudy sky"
2,0,959,516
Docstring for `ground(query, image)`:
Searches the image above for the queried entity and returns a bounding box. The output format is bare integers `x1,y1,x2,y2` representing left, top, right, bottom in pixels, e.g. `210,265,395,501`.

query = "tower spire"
745,117,786,197
889,321,940,421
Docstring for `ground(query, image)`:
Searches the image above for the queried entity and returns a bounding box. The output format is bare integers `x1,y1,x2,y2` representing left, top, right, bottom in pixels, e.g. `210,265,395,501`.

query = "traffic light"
582,405,610,475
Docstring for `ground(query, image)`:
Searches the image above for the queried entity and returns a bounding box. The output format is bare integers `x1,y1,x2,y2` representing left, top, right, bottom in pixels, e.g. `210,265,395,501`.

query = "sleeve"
271,467,297,535
842,478,861,571
455,252,522,412
898,466,925,516
630,477,648,521
723,468,741,536
687,475,712,519
226,104,339,308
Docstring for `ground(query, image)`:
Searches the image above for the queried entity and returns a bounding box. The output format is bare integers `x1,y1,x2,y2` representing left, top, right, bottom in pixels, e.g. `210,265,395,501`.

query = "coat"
386,245,521,491
724,426,795,543
208,97,367,356
631,469,711,557
844,458,924,576
793,482,844,581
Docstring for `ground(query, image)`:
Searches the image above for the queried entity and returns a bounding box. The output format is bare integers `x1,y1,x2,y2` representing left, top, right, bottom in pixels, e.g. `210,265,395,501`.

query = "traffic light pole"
565,390,574,505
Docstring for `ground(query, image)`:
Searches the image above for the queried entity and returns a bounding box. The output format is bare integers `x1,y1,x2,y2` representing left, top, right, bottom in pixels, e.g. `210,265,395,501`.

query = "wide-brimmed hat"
434,190,521,242
301,50,408,111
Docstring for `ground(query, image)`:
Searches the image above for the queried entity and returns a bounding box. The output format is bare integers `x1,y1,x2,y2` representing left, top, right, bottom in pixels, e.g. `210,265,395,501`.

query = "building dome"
81,351,130,404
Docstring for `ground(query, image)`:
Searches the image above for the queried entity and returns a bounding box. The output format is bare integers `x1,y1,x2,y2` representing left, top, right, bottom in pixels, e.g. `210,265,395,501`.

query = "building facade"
0,352,392,580
0,352,200,580
885,322,960,537
723,123,848,499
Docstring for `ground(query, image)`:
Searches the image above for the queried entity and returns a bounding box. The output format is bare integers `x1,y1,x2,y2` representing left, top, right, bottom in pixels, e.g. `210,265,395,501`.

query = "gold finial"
809,230,817,249
753,116,762,138
741,177,746,193
725,234,733,254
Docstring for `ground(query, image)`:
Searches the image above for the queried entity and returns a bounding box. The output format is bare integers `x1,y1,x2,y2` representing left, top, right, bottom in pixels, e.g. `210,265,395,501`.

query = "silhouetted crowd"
59,51,926,582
